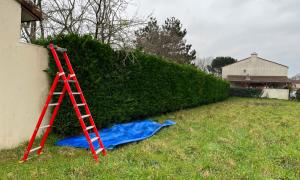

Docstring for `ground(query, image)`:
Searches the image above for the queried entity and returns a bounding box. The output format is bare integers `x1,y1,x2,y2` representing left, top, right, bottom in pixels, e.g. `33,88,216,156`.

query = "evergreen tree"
208,57,237,76
135,17,196,64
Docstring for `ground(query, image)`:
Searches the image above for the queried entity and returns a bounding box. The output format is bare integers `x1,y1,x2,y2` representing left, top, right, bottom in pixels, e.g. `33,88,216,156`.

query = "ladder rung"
70,74,75,77
58,72,65,76
56,47,67,53
29,146,41,153
39,125,50,129
59,80,76,83
86,126,94,131
96,148,104,154
49,103,59,106
53,92,63,95
81,114,90,119
77,103,86,107
72,92,81,95
90,137,99,142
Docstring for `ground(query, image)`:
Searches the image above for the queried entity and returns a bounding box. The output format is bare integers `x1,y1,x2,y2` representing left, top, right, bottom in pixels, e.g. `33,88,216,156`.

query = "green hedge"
230,88,262,98
296,89,300,101
36,34,229,135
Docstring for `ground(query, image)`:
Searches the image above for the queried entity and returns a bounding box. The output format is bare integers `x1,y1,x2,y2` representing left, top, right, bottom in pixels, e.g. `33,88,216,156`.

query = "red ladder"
20,44,106,163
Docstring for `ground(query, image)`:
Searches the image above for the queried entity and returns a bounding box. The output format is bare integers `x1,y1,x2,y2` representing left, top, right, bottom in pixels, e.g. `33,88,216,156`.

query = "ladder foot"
102,149,107,156
95,158,100,163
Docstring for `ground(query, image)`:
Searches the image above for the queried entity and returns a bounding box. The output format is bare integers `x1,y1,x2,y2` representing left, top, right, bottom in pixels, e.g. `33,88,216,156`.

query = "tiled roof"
291,80,300,84
226,75,290,83
222,56,288,68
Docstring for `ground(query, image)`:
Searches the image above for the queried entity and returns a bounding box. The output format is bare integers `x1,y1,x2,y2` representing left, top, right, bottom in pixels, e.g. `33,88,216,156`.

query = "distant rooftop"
223,53,288,68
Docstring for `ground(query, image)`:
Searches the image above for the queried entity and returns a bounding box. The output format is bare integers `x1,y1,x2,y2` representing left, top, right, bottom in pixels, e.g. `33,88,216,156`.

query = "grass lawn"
1,97,300,179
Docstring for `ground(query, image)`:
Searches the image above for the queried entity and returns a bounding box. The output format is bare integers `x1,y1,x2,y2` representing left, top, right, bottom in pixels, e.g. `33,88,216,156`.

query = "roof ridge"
256,56,288,68
222,57,250,68
222,55,288,68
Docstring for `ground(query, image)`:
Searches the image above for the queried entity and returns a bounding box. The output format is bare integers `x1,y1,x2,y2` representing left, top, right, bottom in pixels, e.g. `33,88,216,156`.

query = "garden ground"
0,98,300,179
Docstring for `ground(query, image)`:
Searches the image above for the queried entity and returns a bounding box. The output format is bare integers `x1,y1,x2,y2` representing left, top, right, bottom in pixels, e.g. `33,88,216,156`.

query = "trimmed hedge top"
37,34,229,135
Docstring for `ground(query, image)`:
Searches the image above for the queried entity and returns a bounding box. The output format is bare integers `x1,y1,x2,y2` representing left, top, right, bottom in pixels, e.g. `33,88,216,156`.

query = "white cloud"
130,0,300,76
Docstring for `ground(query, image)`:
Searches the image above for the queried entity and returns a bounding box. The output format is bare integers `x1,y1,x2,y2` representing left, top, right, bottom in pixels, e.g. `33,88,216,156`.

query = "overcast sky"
129,0,300,77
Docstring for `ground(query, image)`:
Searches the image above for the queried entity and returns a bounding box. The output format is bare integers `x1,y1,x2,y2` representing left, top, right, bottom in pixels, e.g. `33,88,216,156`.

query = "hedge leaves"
37,34,229,135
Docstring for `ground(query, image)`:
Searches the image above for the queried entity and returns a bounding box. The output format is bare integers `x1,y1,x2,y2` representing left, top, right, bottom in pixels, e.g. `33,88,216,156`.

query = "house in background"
0,0,49,149
222,53,291,89
291,80,300,90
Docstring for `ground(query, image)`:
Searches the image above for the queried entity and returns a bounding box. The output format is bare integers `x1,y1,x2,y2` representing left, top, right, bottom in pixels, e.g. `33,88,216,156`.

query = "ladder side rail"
52,48,100,162
37,85,67,155
49,44,65,73
62,52,90,114
62,52,75,74
62,51,94,129
62,52,90,116
21,73,60,162
63,52,106,156
90,117,107,156
65,81,100,162
72,76,106,156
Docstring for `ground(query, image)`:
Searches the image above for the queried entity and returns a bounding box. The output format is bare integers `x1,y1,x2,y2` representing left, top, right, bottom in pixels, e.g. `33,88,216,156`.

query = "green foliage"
36,34,229,135
135,17,196,64
230,88,262,98
2,98,300,179
209,57,237,75
296,89,300,100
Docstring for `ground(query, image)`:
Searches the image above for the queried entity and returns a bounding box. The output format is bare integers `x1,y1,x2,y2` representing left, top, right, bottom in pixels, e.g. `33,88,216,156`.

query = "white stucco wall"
0,0,49,149
222,54,288,79
261,89,289,100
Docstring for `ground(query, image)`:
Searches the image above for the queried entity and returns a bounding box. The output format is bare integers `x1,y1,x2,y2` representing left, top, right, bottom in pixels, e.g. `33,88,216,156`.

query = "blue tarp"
56,119,176,150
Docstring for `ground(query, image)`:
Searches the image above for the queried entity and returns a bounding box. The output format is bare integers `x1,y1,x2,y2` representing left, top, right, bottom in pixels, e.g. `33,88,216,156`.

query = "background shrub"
230,88,262,98
296,89,300,101
36,34,229,135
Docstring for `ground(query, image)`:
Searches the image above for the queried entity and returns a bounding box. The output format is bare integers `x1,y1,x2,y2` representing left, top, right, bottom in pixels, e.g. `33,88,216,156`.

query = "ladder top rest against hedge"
20,44,106,163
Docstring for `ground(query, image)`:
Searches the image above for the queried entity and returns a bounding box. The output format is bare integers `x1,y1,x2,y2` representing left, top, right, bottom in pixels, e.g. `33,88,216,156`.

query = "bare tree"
37,0,45,39
21,22,36,42
193,57,214,73
43,0,90,35
21,0,90,43
291,74,300,80
85,0,147,48
21,0,43,42
21,0,147,48
43,0,148,47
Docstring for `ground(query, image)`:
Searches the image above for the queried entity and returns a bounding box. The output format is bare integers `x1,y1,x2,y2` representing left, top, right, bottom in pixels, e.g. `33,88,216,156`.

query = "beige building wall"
0,0,49,149
261,89,289,100
222,53,288,79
